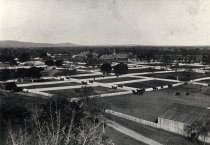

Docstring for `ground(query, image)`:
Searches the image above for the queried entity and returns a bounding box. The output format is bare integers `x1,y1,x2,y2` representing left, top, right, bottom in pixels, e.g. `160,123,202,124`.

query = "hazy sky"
0,0,210,45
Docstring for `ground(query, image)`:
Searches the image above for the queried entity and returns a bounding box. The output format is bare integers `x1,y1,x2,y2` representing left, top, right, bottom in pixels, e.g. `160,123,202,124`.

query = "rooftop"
160,103,210,124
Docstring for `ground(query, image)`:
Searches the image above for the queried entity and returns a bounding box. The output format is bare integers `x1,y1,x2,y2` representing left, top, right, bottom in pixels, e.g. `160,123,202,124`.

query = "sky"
0,0,210,45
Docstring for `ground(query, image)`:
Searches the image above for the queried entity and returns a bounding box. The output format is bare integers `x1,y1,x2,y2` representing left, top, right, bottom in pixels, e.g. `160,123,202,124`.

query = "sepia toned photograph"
0,0,210,145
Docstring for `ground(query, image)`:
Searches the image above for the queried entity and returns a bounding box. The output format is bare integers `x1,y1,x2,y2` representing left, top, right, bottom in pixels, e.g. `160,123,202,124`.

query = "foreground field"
103,84,210,122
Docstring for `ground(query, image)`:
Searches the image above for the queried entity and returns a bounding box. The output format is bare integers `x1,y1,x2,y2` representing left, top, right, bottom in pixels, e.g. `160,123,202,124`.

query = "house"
100,49,128,62
158,103,210,135
117,53,129,60
72,51,88,61
24,61,45,66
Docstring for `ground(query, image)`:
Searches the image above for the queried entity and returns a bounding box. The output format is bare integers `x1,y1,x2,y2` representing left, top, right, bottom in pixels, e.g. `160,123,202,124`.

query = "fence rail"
105,109,160,128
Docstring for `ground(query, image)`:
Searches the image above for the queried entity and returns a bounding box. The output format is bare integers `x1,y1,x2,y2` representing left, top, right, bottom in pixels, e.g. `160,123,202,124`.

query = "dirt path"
107,121,162,145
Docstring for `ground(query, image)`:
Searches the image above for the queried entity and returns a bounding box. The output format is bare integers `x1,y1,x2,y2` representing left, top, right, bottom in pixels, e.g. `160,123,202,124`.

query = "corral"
102,87,210,122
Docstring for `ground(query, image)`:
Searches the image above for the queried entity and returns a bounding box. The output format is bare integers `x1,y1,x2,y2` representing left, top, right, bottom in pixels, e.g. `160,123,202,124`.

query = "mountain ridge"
0,40,78,48
0,40,210,49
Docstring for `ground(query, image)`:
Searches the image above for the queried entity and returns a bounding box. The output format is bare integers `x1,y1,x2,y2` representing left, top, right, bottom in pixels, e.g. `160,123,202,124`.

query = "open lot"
171,65,205,69
174,84,210,96
0,91,48,112
95,77,141,83
42,69,92,77
16,78,60,84
24,82,80,89
126,68,161,74
103,84,210,122
198,79,210,84
71,75,105,79
43,86,124,97
124,80,174,88
142,71,210,81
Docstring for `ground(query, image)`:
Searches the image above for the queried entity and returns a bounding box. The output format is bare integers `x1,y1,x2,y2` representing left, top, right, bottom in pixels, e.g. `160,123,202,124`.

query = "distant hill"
0,40,210,50
0,40,78,48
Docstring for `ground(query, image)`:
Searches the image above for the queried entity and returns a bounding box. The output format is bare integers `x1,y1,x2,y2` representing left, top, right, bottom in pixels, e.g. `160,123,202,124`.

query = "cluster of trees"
2,94,113,145
100,62,128,77
4,82,23,92
0,52,17,65
85,52,100,68
202,55,210,65
0,67,44,81
184,118,210,145
0,52,31,64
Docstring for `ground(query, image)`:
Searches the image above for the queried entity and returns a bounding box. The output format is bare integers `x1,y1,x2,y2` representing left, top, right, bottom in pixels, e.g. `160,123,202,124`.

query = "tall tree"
28,67,44,78
19,53,31,62
86,53,99,68
184,118,210,145
0,69,11,81
202,55,210,65
55,60,63,66
113,63,128,77
100,63,112,75
45,58,54,66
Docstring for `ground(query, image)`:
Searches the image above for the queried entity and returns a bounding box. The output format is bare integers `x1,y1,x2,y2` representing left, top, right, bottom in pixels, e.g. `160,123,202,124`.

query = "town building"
158,103,210,135
100,49,128,62
72,51,88,61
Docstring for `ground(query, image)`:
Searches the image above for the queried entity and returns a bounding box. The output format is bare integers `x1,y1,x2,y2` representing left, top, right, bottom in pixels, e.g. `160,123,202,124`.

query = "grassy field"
142,71,210,81
171,65,205,69
44,86,124,98
103,84,210,122
95,77,140,83
0,90,48,112
126,68,160,74
71,75,105,79
139,63,163,66
42,69,92,77
56,70,92,76
198,79,210,84
17,78,60,84
104,127,147,145
107,115,208,145
173,84,210,96
124,80,174,89
24,82,80,89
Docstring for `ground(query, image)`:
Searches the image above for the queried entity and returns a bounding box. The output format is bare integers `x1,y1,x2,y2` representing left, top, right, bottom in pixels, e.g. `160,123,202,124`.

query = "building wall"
158,117,185,135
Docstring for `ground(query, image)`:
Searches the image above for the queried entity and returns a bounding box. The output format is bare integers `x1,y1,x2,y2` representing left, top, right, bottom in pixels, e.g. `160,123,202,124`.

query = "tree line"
100,62,128,77
0,67,44,81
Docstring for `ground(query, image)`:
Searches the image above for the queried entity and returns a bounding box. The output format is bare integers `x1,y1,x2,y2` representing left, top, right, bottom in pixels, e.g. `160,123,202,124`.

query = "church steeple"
113,48,118,60
113,48,117,55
